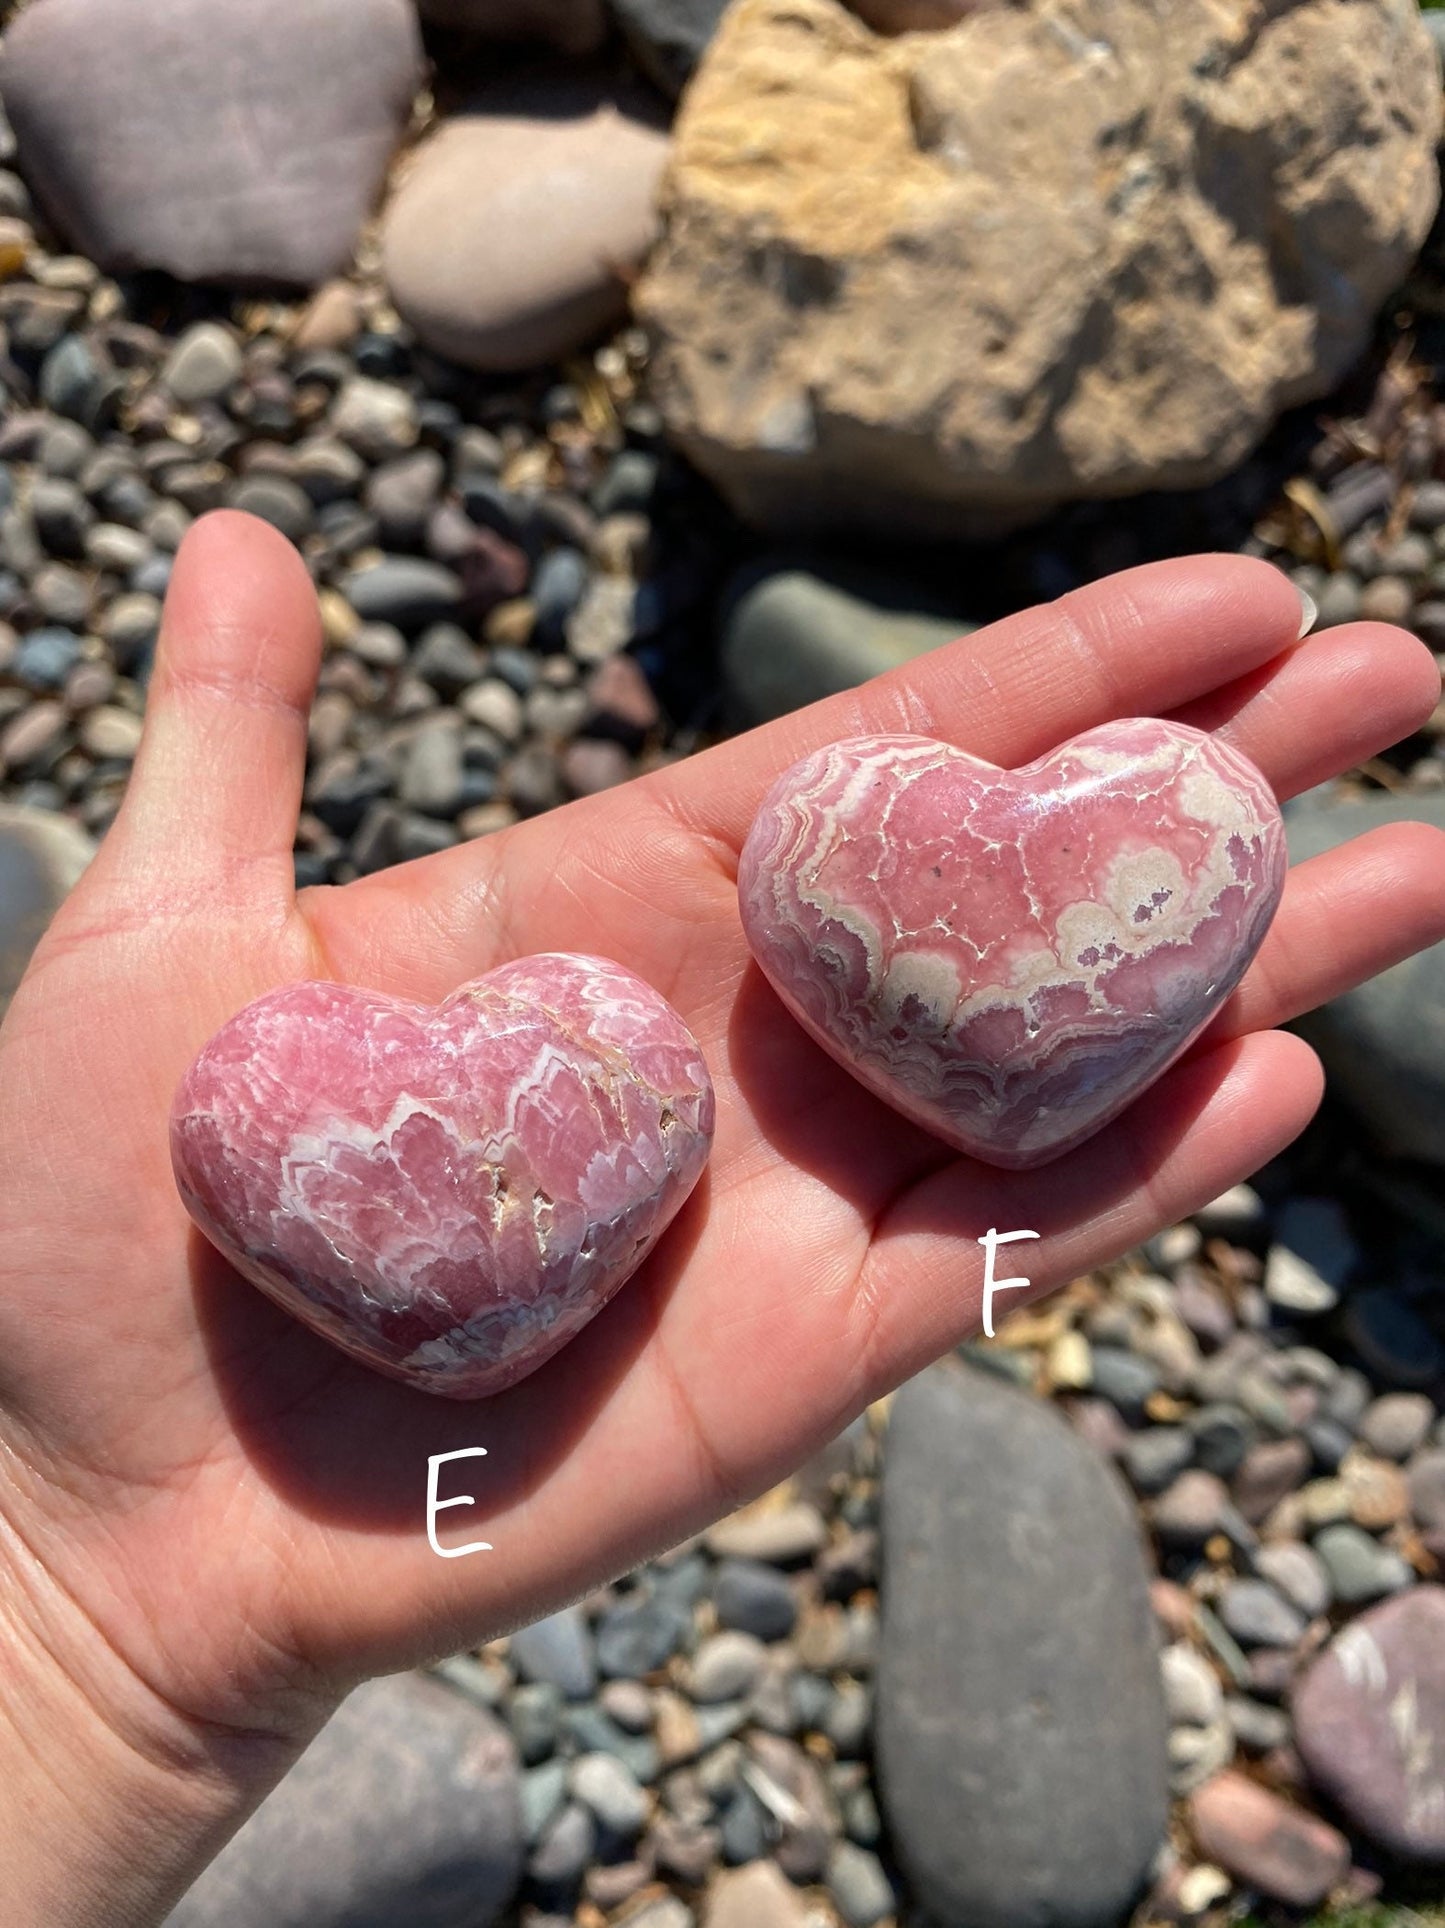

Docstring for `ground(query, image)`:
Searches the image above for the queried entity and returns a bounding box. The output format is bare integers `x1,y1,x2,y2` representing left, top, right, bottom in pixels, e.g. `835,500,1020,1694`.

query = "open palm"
2,512,1442,1913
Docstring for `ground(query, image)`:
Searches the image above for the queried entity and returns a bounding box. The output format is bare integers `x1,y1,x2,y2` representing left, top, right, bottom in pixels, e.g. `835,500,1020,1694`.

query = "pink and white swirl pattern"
171,955,714,1398
738,720,1286,1169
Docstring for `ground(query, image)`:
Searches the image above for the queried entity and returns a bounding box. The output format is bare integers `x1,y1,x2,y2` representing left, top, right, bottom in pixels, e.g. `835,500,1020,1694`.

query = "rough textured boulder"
165,1673,523,1927
1283,790,1445,1167
383,78,670,371
0,0,422,288
637,0,1441,537
875,1360,1169,1928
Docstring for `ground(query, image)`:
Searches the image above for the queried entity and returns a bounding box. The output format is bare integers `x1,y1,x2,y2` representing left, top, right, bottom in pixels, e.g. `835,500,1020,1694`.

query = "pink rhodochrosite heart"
170,955,714,1398
738,719,1286,1170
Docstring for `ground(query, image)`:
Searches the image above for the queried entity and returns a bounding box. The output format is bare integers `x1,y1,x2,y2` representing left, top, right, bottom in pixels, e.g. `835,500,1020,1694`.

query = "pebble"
704,1501,828,1565
509,1607,597,1700
1160,1643,1224,1728
1123,1426,1194,1495
1151,1469,1230,1545
161,323,243,405
1358,1391,1434,1460
1314,1523,1414,1604
1189,1405,1254,1480
687,1631,767,1705
712,1560,797,1642
1189,1771,1349,1908
1254,1541,1331,1618
345,559,462,630
331,377,419,460
1217,1579,1307,1649
15,626,83,691
1233,1437,1310,1525
1225,1695,1291,1755
1342,1450,1409,1530
79,705,143,761
228,475,314,543
528,1799,596,1894
702,1859,812,1928
1089,1345,1160,1417
569,1752,649,1838
826,1840,895,1928
598,1679,654,1734
596,1597,691,1678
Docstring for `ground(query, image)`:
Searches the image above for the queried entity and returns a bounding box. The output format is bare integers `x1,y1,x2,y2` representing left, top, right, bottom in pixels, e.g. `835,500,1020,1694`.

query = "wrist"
0,1512,313,1928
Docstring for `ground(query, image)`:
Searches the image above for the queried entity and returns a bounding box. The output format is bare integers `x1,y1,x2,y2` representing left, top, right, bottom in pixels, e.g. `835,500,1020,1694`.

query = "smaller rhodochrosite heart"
738,720,1286,1170
170,955,714,1398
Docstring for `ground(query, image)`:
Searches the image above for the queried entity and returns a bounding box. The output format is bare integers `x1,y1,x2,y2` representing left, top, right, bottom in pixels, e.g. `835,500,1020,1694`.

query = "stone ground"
3,40,1445,1928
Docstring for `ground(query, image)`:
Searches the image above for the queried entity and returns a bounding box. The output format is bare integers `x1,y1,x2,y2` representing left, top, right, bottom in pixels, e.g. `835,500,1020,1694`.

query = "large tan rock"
637,0,1442,537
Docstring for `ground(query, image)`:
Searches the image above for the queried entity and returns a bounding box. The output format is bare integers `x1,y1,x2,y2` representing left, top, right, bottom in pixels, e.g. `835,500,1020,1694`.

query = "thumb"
99,511,323,915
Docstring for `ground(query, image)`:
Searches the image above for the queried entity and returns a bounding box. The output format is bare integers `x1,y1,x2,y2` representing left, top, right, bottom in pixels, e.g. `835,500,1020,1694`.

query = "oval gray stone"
1283,791,1445,1166
164,1672,522,1926
721,560,974,727
876,1360,1168,1928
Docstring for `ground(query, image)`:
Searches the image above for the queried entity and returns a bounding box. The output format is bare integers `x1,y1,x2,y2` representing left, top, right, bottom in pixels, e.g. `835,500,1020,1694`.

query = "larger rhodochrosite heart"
738,720,1286,1170
170,955,714,1398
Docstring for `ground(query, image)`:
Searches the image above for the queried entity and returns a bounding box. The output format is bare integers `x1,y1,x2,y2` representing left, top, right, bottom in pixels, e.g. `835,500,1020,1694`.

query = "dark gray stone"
1283,790,1445,1166
228,475,316,544
609,0,730,96
596,1594,692,1677
1123,1426,1194,1494
505,1604,598,1696
345,559,463,630
1218,1579,1307,1650
164,1673,521,1927
712,1559,797,1641
14,626,83,691
721,559,974,728
1,0,423,287
876,1361,1168,1928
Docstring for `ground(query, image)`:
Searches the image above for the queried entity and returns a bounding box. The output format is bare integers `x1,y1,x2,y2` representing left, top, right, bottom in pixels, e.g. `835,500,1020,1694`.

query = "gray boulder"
0,803,94,1021
722,559,976,726
1283,790,1445,1166
0,0,422,287
875,1360,1169,1928
165,1672,522,1927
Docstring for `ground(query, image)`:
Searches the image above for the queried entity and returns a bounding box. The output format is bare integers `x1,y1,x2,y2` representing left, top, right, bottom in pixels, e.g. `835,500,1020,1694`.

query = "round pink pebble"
738,719,1286,1170
170,954,714,1398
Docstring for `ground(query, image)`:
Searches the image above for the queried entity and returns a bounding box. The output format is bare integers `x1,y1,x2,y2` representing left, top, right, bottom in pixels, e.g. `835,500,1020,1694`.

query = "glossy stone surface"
171,956,713,1398
738,720,1285,1169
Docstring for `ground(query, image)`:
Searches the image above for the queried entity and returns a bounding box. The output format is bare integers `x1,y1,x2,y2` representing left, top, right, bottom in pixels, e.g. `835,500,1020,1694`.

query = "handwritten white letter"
427,1448,494,1559
978,1228,1040,1337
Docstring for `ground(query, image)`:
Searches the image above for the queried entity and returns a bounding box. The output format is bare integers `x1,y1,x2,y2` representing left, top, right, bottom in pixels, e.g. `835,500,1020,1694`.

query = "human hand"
2,511,1442,1926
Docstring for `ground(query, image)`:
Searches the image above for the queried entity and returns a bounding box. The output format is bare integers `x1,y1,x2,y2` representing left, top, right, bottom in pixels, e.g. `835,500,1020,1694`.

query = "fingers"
1207,823,1445,1044
1170,619,1442,801
102,513,322,912
854,1031,1325,1394
656,552,1309,847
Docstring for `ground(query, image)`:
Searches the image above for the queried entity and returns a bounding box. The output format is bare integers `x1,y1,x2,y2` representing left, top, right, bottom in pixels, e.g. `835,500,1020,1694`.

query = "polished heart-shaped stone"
170,955,714,1398
738,719,1286,1170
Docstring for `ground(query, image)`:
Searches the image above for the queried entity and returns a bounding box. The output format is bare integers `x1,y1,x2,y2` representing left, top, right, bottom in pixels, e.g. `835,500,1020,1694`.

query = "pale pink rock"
738,719,1285,1170
170,955,713,1398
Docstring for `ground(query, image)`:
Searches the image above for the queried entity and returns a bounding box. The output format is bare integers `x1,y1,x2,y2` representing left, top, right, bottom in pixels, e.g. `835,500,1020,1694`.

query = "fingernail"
1296,587,1318,640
